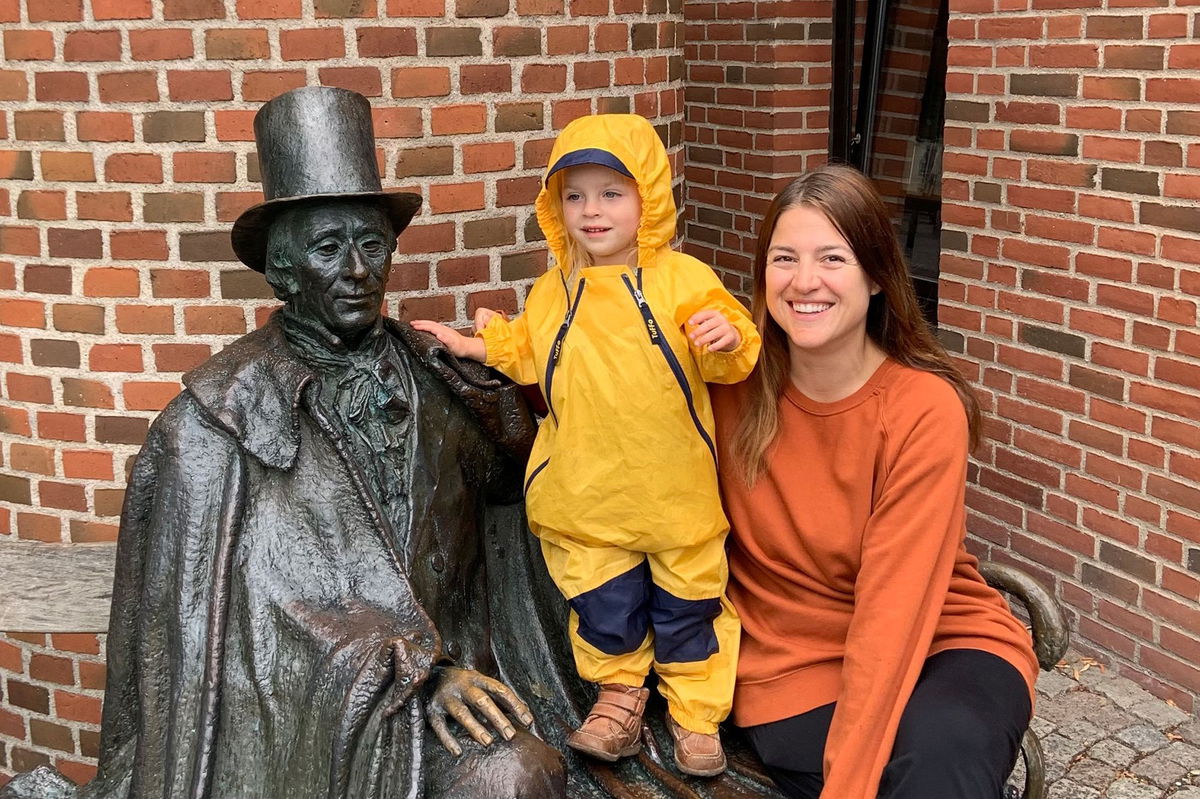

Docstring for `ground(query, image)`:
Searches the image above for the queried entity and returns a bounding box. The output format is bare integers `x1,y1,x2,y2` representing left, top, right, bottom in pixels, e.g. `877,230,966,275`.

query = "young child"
411,113,760,777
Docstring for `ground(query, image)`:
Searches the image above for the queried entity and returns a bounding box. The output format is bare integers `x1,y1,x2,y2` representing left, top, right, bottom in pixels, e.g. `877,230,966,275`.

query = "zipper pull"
633,288,649,308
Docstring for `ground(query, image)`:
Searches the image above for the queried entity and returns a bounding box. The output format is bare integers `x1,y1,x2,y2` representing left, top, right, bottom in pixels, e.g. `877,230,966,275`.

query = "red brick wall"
941,0,1200,711
681,0,833,293
0,0,686,782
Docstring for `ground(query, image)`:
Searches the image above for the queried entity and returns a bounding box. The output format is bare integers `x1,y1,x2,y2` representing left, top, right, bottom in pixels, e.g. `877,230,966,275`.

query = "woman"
712,165,1038,799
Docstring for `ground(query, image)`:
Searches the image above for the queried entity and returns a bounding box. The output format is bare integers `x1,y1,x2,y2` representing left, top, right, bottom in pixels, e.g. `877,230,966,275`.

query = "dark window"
831,0,949,325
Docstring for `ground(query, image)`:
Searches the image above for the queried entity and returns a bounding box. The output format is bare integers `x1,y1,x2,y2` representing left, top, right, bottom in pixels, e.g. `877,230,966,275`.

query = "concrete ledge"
0,542,116,632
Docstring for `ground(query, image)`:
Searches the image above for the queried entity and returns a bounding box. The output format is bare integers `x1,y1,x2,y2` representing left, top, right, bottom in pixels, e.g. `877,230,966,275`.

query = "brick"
219,270,274,300
1140,202,1200,234
15,110,66,141
174,152,236,183
17,190,67,220
167,70,233,101
180,231,237,262
49,228,102,259
237,0,302,18
98,70,159,102
144,192,205,223
496,102,544,132
205,28,270,59
459,64,510,95
429,182,484,213
105,153,164,183
130,28,194,60
492,26,540,57
52,304,105,334
0,70,28,100
30,0,83,19
95,416,149,445
0,150,34,179
315,0,378,16
431,104,486,135
426,26,482,57
17,511,62,541
54,690,102,724
521,63,567,93
464,217,516,248
62,450,114,480
8,371,53,402
71,519,119,542
3,29,55,60
116,304,176,334
30,339,80,368
356,26,417,57
1010,72,1078,97
457,0,508,14
372,107,422,139
111,230,168,260
59,381,113,413
154,343,211,371
40,151,96,182
319,66,383,96
280,27,346,59
1083,76,1142,100
35,71,90,102
124,381,183,411
395,146,453,178
463,141,515,173
77,111,135,142
242,70,307,101
94,0,153,16
6,680,50,714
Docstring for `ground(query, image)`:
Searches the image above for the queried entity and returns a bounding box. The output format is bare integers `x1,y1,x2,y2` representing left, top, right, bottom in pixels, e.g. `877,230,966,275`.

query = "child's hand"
409,319,487,362
687,309,741,353
473,307,505,333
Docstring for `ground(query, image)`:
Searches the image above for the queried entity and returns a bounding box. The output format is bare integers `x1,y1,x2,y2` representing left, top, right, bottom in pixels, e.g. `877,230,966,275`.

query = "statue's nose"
346,246,370,279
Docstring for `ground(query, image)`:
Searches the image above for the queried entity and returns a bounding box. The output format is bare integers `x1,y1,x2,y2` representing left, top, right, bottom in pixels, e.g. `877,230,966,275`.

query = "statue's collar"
182,312,319,470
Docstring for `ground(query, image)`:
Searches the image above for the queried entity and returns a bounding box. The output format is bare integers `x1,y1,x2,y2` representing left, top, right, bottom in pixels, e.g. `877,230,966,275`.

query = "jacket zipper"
543,277,586,426
524,457,550,494
620,271,717,465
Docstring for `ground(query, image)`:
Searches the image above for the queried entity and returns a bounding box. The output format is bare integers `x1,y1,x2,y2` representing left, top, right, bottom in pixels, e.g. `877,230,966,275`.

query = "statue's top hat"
231,86,421,272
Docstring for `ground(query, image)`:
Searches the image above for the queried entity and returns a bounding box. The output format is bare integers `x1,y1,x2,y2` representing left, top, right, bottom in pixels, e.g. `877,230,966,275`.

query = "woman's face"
763,205,878,360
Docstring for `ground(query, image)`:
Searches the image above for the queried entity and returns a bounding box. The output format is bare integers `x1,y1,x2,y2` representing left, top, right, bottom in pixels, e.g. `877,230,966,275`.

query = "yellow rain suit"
477,114,761,733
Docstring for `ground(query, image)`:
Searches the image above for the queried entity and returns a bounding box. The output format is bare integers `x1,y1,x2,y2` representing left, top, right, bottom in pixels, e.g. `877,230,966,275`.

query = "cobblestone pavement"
1030,653,1200,799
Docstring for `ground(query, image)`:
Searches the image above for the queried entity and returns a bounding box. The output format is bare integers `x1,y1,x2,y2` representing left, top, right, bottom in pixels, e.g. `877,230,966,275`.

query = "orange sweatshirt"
712,359,1038,799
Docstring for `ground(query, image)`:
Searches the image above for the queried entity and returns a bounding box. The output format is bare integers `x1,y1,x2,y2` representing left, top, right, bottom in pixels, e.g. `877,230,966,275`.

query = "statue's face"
271,201,396,344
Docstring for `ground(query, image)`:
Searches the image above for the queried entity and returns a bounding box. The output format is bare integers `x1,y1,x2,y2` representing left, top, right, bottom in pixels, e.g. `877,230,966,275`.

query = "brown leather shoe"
666,715,726,777
566,683,649,762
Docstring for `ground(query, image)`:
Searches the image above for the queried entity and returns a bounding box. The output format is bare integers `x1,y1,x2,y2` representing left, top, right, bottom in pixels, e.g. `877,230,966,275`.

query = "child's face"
560,164,641,266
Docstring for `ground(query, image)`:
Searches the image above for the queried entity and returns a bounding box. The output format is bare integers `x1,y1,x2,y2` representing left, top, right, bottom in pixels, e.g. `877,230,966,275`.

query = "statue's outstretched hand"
426,667,535,756
384,637,438,717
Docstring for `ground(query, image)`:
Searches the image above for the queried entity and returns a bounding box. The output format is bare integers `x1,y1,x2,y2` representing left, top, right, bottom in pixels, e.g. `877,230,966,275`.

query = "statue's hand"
425,667,535,756
383,637,437,717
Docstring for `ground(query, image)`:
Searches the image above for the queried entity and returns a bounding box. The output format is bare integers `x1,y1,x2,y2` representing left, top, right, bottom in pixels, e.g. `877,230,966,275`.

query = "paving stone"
1098,677,1158,709
1089,738,1136,768
1066,757,1123,789
1032,716,1057,737
1058,719,1106,747
1132,749,1193,787
1170,787,1200,799
1037,669,1079,698
1040,691,1112,725
1117,725,1174,754
1157,743,1200,768
1047,778,1100,799
1131,700,1192,729
1104,778,1162,799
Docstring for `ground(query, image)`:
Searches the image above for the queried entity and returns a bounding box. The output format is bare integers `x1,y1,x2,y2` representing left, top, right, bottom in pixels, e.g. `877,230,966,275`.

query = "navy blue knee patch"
648,585,721,664
568,561,651,655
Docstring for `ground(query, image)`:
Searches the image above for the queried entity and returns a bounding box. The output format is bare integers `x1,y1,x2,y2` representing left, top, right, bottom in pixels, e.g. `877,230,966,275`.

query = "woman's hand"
425,666,535,756
688,309,741,352
409,319,487,362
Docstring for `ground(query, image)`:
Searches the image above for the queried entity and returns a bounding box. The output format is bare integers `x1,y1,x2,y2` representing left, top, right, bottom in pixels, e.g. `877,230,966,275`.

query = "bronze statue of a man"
1,87,564,799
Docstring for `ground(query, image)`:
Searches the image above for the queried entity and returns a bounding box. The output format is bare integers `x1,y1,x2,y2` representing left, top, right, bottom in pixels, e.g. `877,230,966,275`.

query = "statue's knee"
428,729,565,798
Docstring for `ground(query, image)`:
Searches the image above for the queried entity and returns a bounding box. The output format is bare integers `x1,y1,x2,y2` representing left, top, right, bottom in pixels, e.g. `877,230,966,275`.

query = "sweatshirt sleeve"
672,259,761,384
820,377,968,799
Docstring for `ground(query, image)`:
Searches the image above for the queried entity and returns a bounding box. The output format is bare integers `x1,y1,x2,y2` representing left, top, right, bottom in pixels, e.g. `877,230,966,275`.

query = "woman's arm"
821,379,969,799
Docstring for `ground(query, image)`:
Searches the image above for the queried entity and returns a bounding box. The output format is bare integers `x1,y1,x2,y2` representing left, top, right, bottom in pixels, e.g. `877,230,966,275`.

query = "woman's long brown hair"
730,164,982,485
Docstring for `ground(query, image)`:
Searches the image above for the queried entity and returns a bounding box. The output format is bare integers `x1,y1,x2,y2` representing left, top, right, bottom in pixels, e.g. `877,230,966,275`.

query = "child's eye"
564,192,581,202
603,190,621,199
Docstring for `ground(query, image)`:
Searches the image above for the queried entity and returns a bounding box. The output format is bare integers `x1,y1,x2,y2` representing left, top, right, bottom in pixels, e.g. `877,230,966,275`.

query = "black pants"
742,649,1031,799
